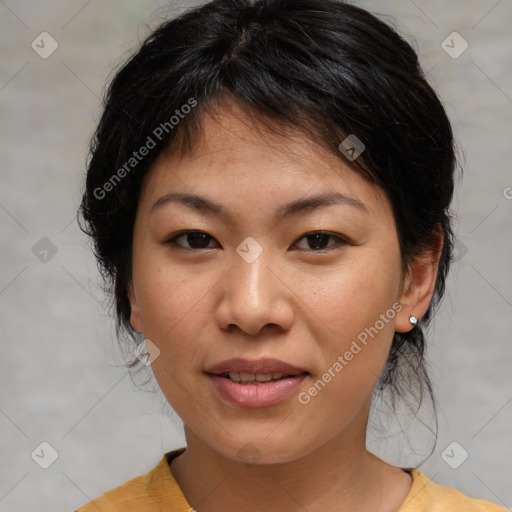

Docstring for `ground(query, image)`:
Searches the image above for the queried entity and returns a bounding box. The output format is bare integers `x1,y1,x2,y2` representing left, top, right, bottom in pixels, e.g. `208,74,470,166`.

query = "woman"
76,0,507,510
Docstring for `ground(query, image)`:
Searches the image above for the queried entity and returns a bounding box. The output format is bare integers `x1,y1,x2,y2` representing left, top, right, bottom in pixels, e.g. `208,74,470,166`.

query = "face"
128,101,424,465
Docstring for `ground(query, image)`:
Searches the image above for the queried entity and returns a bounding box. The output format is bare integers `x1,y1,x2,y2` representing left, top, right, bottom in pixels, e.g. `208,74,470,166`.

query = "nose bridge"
232,246,277,307
216,242,294,335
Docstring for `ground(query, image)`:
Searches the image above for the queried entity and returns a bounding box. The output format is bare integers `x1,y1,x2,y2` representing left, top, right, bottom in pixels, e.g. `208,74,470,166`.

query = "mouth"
205,358,310,408
216,371,309,383
205,357,309,376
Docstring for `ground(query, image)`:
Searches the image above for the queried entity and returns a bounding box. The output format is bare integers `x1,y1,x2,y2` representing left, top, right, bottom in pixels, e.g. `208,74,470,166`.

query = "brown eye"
165,231,217,250
293,231,348,251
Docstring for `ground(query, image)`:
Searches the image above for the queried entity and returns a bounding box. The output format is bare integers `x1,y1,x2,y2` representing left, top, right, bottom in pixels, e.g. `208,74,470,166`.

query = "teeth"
228,372,288,382
255,373,272,382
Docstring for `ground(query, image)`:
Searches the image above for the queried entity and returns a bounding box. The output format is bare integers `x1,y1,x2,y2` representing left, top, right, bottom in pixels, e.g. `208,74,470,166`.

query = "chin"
204,431,320,466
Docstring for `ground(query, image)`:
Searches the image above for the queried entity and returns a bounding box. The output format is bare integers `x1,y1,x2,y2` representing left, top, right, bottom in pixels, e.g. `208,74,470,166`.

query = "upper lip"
205,358,308,376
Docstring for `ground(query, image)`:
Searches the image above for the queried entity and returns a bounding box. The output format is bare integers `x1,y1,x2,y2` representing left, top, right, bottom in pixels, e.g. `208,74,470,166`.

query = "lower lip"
208,373,308,408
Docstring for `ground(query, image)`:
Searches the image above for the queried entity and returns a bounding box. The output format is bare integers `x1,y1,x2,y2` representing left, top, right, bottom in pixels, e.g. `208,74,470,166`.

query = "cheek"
302,247,401,342
136,268,212,348
133,237,208,327
134,261,214,412
131,245,213,371
297,247,401,403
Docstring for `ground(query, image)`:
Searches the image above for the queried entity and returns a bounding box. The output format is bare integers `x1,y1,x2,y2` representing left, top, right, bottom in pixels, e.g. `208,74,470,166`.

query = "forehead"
140,101,391,220
162,100,339,177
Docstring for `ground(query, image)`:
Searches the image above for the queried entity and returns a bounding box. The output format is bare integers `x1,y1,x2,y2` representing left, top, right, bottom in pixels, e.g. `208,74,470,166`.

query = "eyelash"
164,230,350,253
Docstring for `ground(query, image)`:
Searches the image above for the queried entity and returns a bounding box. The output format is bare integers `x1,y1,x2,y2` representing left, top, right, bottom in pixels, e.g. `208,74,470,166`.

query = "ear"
395,228,444,333
127,281,143,333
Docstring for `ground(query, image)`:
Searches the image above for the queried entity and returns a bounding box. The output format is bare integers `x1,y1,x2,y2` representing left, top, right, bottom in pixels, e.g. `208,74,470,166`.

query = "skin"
128,99,442,512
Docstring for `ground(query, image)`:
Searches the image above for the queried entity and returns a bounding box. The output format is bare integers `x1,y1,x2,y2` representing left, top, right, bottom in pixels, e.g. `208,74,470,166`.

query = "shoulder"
74,471,151,512
74,448,191,512
400,469,508,512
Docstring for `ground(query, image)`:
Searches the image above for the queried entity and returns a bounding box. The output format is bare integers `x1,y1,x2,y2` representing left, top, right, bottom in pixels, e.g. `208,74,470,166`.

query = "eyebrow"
151,191,368,222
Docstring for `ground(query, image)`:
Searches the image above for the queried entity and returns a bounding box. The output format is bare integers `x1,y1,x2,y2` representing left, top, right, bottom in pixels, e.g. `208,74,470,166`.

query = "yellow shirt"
75,448,508,512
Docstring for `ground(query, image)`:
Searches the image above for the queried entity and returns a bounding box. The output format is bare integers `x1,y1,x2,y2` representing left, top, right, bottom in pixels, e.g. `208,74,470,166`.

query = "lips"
205,358,309,408
205,357,308,376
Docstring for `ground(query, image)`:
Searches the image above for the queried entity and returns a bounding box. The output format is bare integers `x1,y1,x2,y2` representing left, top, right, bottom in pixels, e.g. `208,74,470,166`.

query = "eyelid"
164,230,350,252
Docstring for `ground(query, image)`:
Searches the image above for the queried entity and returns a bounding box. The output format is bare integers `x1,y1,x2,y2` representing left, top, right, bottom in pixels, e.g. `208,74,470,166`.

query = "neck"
170,407,411,512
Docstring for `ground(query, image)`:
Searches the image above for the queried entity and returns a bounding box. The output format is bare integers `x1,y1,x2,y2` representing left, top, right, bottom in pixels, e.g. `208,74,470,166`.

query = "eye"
292,231,348,252
164,230,349,252
165,230,218,250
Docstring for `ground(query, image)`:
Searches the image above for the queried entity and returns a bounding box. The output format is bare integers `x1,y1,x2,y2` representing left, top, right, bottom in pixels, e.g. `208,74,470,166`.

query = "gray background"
0,1,511,511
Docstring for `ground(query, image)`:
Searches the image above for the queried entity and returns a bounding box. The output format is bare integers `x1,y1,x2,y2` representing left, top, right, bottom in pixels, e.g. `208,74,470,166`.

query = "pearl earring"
409,315,418,325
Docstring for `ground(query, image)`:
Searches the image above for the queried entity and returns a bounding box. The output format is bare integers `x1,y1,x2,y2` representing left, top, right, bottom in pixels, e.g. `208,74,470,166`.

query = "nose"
214,252,295,336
